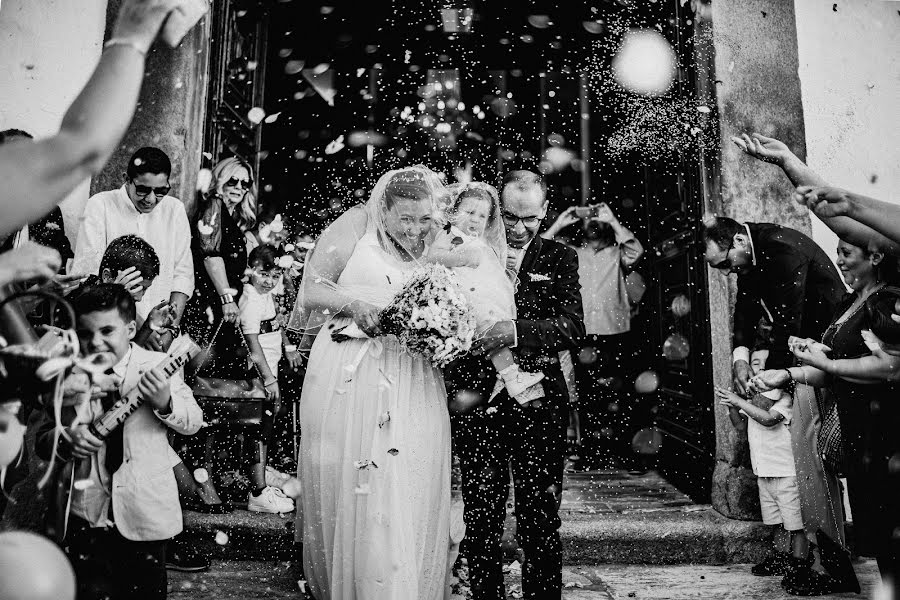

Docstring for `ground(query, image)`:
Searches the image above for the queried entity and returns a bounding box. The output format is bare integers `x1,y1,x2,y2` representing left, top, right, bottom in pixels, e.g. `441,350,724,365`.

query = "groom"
447,170,584,600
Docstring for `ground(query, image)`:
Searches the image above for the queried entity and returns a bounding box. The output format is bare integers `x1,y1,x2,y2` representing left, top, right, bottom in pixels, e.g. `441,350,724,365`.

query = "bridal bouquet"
332,264,476,367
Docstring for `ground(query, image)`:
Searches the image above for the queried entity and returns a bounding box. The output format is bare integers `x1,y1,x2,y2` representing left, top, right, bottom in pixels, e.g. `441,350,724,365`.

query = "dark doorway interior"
211,0,718,502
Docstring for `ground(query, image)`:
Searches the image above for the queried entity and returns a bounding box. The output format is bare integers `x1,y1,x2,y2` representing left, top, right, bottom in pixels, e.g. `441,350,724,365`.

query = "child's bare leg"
489,347,516,371
172,461,200,502
173,458,223,505
774,527,790,553
249,441,267,493
790,529,808,559
249,400,278,493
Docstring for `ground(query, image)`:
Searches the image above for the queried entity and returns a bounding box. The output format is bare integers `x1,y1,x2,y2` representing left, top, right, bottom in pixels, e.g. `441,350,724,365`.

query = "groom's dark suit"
446,235,584,600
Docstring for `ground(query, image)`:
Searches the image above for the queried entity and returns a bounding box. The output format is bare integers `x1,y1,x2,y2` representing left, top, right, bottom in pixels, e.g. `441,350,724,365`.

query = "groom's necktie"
506,247,524,285
506,247,523,273
100,368,125,477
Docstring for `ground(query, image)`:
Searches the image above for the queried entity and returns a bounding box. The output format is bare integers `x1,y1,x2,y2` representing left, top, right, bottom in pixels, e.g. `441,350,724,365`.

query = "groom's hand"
471,320,515,355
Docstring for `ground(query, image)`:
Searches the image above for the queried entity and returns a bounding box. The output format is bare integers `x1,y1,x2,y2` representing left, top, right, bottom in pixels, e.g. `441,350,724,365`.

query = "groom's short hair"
502,170,547,203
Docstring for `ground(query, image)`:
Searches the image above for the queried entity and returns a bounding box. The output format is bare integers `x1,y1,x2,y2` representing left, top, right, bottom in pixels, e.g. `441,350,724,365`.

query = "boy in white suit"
36,283,203,599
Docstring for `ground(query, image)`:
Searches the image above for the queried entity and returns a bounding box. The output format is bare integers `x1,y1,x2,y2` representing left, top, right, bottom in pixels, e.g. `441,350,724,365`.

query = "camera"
574,205,599,219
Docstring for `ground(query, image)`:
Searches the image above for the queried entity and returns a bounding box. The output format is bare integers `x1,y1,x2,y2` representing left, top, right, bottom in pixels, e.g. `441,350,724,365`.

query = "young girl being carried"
427,182,544,405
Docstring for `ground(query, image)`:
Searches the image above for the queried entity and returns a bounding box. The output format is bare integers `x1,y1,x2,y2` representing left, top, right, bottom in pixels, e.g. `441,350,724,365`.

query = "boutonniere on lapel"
527,273,550,282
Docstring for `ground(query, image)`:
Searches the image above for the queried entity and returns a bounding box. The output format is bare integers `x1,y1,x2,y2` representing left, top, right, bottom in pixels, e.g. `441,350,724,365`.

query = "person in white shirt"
542,202,645,467
718,385,809,582
72,147,194,351
35,283,203,599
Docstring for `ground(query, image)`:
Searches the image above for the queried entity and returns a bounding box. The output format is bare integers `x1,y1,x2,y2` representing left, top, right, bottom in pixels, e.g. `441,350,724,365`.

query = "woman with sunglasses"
179,157,259,512
183,155,257,358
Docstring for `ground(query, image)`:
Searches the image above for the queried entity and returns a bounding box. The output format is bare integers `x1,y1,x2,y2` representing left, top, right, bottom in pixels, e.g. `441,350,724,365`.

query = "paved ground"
170,470,885,597
169,559,885,599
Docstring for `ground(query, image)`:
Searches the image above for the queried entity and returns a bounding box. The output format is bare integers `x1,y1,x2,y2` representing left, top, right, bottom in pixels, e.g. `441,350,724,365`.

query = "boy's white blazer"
113,344,202,541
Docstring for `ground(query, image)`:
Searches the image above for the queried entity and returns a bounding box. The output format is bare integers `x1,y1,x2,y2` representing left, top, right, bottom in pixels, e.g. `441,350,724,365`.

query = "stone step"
182,470,772,565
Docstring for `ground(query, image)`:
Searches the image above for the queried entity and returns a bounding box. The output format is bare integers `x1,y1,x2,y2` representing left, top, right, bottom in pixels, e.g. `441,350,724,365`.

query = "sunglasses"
225,177,251,189
130,180,170,199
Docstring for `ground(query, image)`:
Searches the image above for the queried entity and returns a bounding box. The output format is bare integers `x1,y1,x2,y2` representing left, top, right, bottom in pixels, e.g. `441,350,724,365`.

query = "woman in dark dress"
178,157,258,513
754,239,900,594
183,156,257,374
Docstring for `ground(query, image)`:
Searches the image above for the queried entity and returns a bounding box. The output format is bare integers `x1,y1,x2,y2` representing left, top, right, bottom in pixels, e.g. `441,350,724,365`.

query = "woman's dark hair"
0,129,33,144
127,147,172,179
702,216,743,251
383,171,432,209
72,282,136,323
100,235,161,281
452,187,497,225
869,243,900,286
248,244,279,270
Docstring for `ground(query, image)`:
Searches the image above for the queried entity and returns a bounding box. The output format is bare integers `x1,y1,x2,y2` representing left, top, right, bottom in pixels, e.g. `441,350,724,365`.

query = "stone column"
91,0,211,220
707,0,813,519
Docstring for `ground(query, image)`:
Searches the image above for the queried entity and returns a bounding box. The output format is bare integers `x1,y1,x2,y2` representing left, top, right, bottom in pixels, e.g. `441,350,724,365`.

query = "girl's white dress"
450,232,516,330
298,229,452,600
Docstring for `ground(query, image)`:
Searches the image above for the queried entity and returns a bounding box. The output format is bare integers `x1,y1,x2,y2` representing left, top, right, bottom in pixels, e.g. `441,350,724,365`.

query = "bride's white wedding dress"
298,228,452,600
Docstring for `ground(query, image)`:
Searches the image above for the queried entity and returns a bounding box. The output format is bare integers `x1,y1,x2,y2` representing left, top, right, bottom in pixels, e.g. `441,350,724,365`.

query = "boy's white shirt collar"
112,344,134,379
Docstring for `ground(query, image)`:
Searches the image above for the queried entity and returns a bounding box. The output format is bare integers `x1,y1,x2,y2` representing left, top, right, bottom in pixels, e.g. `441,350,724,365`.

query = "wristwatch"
160,324,181,337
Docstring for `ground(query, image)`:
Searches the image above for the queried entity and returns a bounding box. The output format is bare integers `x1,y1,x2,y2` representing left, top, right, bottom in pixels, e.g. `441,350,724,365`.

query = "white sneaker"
248,486,295,514
513,381,545,406
265,466,291,490
500,366,545,398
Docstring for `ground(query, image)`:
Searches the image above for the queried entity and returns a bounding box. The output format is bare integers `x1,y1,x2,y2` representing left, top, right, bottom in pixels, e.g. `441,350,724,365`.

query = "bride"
289,166,452,599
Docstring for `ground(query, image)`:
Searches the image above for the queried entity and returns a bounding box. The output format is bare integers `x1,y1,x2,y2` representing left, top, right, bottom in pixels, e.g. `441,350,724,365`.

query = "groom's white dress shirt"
503,240,533,348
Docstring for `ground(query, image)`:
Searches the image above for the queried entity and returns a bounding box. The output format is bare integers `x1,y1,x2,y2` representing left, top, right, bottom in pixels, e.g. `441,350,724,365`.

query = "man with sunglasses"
702,216,844,395
446,169,584,600
72,147,194,351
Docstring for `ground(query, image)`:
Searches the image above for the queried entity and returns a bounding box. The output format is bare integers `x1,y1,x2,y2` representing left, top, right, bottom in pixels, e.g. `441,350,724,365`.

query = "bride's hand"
350,300,382,337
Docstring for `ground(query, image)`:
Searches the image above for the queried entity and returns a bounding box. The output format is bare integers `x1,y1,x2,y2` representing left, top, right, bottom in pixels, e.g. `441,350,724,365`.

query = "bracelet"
103,38,148,57
220,293,234,305
284,344,297,352
263,380,278,388
783,368,797,391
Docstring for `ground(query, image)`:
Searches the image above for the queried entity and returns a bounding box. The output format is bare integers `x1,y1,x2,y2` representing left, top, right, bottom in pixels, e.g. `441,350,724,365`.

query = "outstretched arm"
732,133,896,252
793,337,900,384
794,186,900,255
0,0,180,237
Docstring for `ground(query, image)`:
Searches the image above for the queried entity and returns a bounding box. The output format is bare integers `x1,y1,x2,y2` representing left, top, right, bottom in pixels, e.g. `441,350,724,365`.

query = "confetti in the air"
247,107,266,124
325,135,345,154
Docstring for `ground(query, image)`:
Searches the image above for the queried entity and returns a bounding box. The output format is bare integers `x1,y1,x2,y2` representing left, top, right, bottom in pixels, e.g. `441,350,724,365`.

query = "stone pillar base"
711,462,760,521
